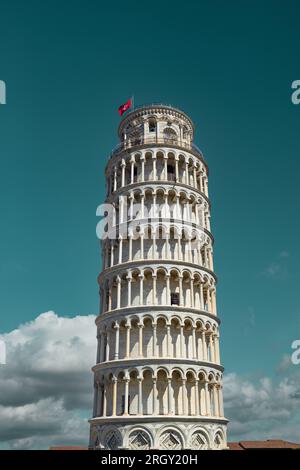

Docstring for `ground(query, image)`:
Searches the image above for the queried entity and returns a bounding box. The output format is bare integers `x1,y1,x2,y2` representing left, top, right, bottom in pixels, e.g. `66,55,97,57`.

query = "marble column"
114,323,120,360
112,378,117,416
125,324,131,358
205,382,210,416
195,380,199,416
138,378,143,415
141,157,145,182
179,275,183,305
106,330,110,361
166,324,171,357
127,276,132,306
152,275,157,305
124,379,129,415
166,274,170,305
117,276,121,309
182,379,187,415
153,323,157,357
121,160,126,187
180,324,184,358
152,378,157,414
103,382,107,417
168,378,173,414
202,330,207,361
139,274,144,305
192,326,197,359
100,331,105,362
138,323,143,357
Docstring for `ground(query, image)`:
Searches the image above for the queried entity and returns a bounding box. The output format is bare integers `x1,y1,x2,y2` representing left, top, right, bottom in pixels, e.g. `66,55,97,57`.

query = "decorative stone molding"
159,429,183,450
103,429,122,450
128,429,152,450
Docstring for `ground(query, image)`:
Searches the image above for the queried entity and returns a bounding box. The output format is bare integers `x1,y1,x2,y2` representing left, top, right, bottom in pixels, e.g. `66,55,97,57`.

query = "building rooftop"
228,440,300,450
49,440,300,450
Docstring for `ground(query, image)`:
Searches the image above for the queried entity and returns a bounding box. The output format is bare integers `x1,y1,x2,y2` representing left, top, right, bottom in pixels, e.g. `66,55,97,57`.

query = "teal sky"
0,0,299,381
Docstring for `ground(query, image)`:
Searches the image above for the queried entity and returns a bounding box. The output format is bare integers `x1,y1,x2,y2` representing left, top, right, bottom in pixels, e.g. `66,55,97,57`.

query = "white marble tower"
89,104,228,450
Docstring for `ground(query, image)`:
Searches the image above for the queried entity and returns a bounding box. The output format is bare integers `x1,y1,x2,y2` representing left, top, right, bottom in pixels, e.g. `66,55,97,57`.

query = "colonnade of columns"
93,369,224,419
108,191,211,231
97,318,220,364
106,151,208,197
100,269,217,315
103,236,213,271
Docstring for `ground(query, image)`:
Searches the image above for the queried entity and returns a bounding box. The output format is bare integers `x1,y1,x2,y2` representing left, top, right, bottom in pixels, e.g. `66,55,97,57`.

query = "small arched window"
163,127,178,143
149,118,156,132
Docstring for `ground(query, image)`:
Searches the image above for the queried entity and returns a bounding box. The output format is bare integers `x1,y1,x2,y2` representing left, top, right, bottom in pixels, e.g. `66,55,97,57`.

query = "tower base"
89,417,228,450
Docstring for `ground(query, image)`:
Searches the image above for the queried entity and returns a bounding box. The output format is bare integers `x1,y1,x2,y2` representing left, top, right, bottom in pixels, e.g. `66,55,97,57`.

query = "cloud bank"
0,312,299,449
224,370,300,441
0,312,96,449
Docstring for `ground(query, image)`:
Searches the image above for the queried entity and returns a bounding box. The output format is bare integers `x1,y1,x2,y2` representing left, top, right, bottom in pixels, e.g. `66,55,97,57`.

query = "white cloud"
0,311,299,448
224,370,300,441
0,312,96,449
260,251,290,280
0,398,89,449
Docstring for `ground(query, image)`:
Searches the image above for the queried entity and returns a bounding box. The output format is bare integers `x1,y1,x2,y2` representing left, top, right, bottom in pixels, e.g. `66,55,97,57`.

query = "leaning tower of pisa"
89,104,228,450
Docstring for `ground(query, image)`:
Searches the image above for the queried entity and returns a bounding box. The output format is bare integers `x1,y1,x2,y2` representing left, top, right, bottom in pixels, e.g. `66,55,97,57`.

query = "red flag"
118,98,132,116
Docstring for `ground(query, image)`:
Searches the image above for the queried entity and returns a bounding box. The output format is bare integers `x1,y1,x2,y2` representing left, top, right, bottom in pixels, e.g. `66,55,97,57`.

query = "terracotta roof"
228,442,244,450
229,440,300,450
49,440,300,451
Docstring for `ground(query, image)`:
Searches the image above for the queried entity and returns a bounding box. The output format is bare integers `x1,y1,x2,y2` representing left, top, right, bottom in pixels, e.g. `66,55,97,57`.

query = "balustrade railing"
110,137,204,159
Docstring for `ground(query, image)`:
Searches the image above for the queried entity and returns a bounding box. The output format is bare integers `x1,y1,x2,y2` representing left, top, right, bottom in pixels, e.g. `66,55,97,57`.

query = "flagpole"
132,94,134,110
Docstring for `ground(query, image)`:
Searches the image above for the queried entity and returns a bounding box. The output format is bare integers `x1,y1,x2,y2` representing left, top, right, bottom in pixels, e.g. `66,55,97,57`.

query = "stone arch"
188,427,210,450
142,313,154,323
171,366,184,379
208,371,216,382
163,127,178,144
102,426,122,450
213,429,225,449
127,427,153,450
157,426,184,450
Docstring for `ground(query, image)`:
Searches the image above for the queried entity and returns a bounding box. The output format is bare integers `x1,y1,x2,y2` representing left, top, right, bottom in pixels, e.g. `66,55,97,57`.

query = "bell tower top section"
118,104,195,147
